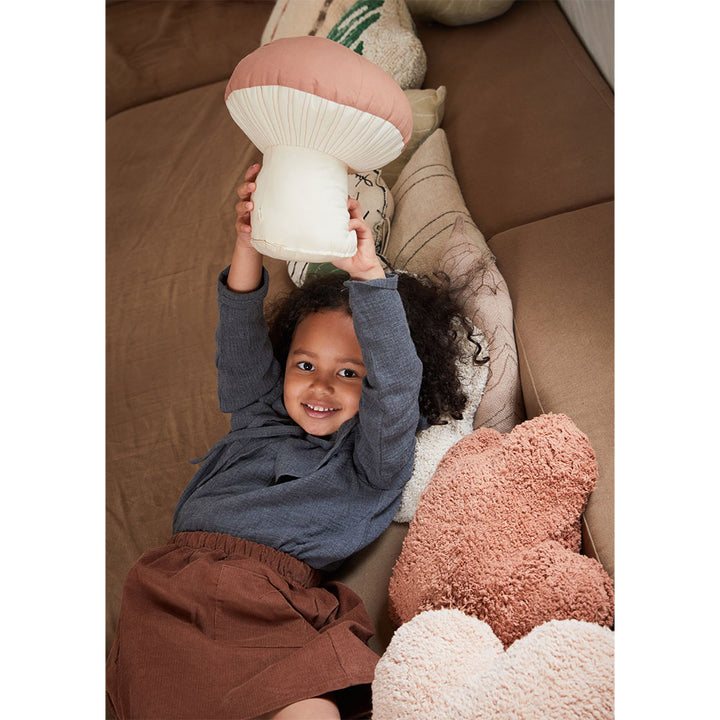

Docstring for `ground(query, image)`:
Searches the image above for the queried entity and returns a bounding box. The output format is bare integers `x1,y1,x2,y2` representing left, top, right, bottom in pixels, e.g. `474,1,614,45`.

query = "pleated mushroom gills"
225,36,413,262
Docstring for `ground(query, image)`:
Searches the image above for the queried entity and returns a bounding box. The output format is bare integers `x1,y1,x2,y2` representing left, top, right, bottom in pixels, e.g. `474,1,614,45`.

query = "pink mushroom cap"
225,36,413,149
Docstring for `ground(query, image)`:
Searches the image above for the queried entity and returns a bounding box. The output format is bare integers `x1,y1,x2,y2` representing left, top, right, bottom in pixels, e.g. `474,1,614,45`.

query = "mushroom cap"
225,36,413,171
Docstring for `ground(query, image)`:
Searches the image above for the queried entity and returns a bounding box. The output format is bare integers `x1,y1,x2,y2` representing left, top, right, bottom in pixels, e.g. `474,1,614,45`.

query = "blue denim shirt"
173,267,423,571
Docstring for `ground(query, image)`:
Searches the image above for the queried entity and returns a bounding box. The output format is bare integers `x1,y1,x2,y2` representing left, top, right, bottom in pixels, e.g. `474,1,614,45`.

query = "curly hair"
266,270,487,426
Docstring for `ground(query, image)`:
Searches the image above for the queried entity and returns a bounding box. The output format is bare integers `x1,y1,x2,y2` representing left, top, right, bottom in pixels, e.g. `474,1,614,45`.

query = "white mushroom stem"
250,145,356,262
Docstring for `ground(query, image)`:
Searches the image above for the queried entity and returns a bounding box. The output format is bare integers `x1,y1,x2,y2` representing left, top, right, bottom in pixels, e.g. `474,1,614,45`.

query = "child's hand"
234,163,261,248
227,163,263,293
332,198,386,281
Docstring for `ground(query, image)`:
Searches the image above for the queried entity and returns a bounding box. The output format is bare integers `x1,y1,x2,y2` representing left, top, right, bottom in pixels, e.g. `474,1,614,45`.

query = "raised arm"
335,204,423,490
216,164,282,423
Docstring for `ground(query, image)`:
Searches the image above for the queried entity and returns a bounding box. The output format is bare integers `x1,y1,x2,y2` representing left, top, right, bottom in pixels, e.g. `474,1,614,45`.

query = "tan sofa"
107,0,613,710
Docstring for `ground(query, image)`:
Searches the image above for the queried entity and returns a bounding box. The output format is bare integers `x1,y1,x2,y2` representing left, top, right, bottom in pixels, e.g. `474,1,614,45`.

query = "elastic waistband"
169,531,323,588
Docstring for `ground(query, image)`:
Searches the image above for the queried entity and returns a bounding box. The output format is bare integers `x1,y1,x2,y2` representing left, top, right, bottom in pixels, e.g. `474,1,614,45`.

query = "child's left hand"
332,198,386,281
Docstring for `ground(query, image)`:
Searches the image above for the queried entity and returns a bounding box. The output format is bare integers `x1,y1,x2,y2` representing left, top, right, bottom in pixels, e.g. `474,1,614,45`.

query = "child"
107,164,484,720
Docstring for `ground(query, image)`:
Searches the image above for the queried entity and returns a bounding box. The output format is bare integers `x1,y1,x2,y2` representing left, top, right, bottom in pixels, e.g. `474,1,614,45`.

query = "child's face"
283,309,366,436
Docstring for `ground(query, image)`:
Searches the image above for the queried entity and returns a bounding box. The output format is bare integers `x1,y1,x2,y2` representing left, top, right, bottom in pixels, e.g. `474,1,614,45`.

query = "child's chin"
302,419,343,437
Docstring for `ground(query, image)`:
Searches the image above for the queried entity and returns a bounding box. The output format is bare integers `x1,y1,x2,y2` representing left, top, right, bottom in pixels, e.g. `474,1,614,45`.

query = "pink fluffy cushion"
388,413,614,647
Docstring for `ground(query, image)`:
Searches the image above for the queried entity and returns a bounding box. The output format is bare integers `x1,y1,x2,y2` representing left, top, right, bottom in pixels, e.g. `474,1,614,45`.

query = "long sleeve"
346,275,423,490
215,266,283,426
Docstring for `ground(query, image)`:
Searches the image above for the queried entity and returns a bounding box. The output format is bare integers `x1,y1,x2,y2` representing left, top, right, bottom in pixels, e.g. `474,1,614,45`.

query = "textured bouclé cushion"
262,0,426,89
388,413,614,647
372,610,613,720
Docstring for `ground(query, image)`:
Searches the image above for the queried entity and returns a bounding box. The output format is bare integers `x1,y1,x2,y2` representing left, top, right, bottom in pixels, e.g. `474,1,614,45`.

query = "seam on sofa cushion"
512,324,544,418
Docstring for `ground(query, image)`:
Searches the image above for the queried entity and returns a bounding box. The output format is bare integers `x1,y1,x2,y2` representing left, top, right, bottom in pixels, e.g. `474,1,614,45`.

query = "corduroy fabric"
106,531,378,720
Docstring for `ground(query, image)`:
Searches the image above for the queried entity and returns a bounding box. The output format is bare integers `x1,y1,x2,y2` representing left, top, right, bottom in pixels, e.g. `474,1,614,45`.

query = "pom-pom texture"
389,413,614,646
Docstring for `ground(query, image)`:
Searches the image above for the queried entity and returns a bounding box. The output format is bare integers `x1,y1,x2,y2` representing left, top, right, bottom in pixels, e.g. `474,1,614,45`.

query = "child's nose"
310,373,334,393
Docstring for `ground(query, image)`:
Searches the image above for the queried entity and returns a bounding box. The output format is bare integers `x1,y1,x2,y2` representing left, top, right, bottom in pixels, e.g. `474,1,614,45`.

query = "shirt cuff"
218,265,269,306
343,272,398,291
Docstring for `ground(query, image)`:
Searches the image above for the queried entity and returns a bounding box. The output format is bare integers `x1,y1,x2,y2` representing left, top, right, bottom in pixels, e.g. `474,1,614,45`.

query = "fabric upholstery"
415,0,613,238
106,2,614,688
488,203,614,578
106,0,274,117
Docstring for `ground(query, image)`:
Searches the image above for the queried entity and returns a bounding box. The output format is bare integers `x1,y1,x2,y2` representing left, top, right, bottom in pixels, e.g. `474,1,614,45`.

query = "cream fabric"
440,217,523,433
287,169,395,285
226,85,405,172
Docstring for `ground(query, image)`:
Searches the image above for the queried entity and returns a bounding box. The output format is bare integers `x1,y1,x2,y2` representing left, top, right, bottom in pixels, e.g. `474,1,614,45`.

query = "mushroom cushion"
225,35,412,262
388,413,614,647
372,610,614,720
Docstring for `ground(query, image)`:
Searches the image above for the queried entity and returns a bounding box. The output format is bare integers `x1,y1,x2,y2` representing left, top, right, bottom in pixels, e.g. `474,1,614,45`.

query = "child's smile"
283,309,366,436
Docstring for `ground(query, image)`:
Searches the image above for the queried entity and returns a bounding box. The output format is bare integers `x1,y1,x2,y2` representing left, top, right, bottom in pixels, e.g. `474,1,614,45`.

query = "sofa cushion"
488,202,614,578
415,0,613,237
106,0,273,117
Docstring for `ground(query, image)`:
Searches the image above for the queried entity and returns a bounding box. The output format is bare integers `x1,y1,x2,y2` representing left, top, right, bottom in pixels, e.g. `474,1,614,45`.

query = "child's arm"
335,207,423,491
227,164,263,293
216,164,282,424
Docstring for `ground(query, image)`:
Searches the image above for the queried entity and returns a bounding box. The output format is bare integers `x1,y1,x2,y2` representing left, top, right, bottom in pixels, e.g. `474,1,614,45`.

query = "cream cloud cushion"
372,610,613,720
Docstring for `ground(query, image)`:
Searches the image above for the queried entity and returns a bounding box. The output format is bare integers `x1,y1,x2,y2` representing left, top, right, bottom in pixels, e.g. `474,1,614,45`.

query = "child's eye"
339,368,358,378
297,361,314,372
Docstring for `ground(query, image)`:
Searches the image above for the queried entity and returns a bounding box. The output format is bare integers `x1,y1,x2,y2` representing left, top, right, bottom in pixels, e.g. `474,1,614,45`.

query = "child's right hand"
234,163,261,248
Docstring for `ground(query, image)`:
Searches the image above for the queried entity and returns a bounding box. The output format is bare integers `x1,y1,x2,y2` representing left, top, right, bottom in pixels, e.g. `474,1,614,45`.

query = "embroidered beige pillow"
439,216,523,433
262,0,426,89
386,128,476,275
386,128,522,433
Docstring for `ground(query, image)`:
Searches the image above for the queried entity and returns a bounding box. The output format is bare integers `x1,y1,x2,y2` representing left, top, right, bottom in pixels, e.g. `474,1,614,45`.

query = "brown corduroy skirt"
106,532,379,719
